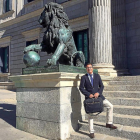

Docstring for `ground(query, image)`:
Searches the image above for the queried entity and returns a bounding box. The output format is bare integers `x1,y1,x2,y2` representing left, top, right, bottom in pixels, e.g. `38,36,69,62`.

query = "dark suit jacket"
79,73,105,100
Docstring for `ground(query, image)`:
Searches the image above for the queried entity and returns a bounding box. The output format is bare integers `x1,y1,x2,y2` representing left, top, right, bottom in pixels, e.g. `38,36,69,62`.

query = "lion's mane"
40,2,71,51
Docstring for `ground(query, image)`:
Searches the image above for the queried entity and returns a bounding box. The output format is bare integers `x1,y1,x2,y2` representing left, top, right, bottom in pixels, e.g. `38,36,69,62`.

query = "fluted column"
88,0,117,77
0,0,3,15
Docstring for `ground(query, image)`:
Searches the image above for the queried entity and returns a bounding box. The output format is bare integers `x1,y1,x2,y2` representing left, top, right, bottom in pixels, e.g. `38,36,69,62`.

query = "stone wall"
6,16,44,75
125,0,140,75
111,0,127,70
64,0,88,19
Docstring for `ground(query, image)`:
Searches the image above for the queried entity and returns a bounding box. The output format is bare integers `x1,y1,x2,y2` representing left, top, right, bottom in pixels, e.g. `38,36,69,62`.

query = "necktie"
89,74,93,86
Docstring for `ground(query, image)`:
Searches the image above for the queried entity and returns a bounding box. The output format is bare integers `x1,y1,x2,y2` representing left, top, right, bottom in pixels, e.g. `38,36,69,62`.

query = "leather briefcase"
84,97,103,114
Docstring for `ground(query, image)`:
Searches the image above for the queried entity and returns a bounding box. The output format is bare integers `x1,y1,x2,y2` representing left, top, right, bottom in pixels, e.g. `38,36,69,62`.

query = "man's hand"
94,93,99,98
89,94,94,98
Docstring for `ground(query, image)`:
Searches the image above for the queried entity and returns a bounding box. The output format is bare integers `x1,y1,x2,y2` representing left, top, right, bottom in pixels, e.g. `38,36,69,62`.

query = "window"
56,0,69,4
5,0,10,12
73,30,89,65
26,39,38,47
0,46,9,73
27,0,34,2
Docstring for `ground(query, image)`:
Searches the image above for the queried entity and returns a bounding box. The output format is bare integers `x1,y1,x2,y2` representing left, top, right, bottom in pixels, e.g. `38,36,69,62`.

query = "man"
79,63,117,138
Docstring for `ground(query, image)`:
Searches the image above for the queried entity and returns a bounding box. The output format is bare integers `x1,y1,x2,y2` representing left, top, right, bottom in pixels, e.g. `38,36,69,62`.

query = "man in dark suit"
79,63,117,138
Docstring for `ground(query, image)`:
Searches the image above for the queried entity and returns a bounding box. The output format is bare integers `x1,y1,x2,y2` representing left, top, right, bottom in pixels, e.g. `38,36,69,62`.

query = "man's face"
86,64,93,74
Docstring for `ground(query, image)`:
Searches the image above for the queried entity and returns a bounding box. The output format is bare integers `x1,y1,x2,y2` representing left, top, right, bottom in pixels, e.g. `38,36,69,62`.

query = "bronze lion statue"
24,2,85,67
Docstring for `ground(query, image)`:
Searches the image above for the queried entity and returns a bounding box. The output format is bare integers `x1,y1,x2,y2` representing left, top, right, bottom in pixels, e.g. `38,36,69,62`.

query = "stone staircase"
70,76,140,140
0,73,15,90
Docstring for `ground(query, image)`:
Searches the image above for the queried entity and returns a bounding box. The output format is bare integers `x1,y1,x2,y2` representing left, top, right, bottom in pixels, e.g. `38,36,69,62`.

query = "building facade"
0,0,139,76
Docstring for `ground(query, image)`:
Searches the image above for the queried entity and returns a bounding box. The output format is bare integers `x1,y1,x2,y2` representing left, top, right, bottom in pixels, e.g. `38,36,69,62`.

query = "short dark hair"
86,63,93,68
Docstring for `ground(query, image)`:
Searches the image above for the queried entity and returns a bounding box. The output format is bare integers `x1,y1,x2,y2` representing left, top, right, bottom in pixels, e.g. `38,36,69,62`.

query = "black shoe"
89,133,95,138
106,123,117,129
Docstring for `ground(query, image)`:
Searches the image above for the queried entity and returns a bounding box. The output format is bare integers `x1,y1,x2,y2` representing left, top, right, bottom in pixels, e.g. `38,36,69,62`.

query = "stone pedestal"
88,0,117,77
9,72,85,140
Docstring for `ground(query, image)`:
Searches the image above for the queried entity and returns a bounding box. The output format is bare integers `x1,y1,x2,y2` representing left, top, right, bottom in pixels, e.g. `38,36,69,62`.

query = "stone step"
104,85,140,91
109,81,140,85
113,76,140,81
83,105,140,116
106,97,140,106
85,113,140,128
0,82,15,90
79,121,140,140
70,130,128,140
0,73,9,82
103,91,140,98
113,105,140,116
0,82,14,86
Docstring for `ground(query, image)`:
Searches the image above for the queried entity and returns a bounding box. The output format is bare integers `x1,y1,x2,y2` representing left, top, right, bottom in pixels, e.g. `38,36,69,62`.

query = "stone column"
88,0,117,77
0,0,3,15
9,73,85,140
3,0,5,13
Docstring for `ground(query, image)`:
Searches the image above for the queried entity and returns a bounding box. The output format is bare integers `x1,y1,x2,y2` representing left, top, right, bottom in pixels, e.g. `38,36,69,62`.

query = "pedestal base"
22,64,86,75
9,73,85,140
93,64,117,77
116,69,130,76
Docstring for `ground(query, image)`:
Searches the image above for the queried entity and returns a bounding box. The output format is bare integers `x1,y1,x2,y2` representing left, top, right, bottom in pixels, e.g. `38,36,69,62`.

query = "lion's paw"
46,56,57,65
